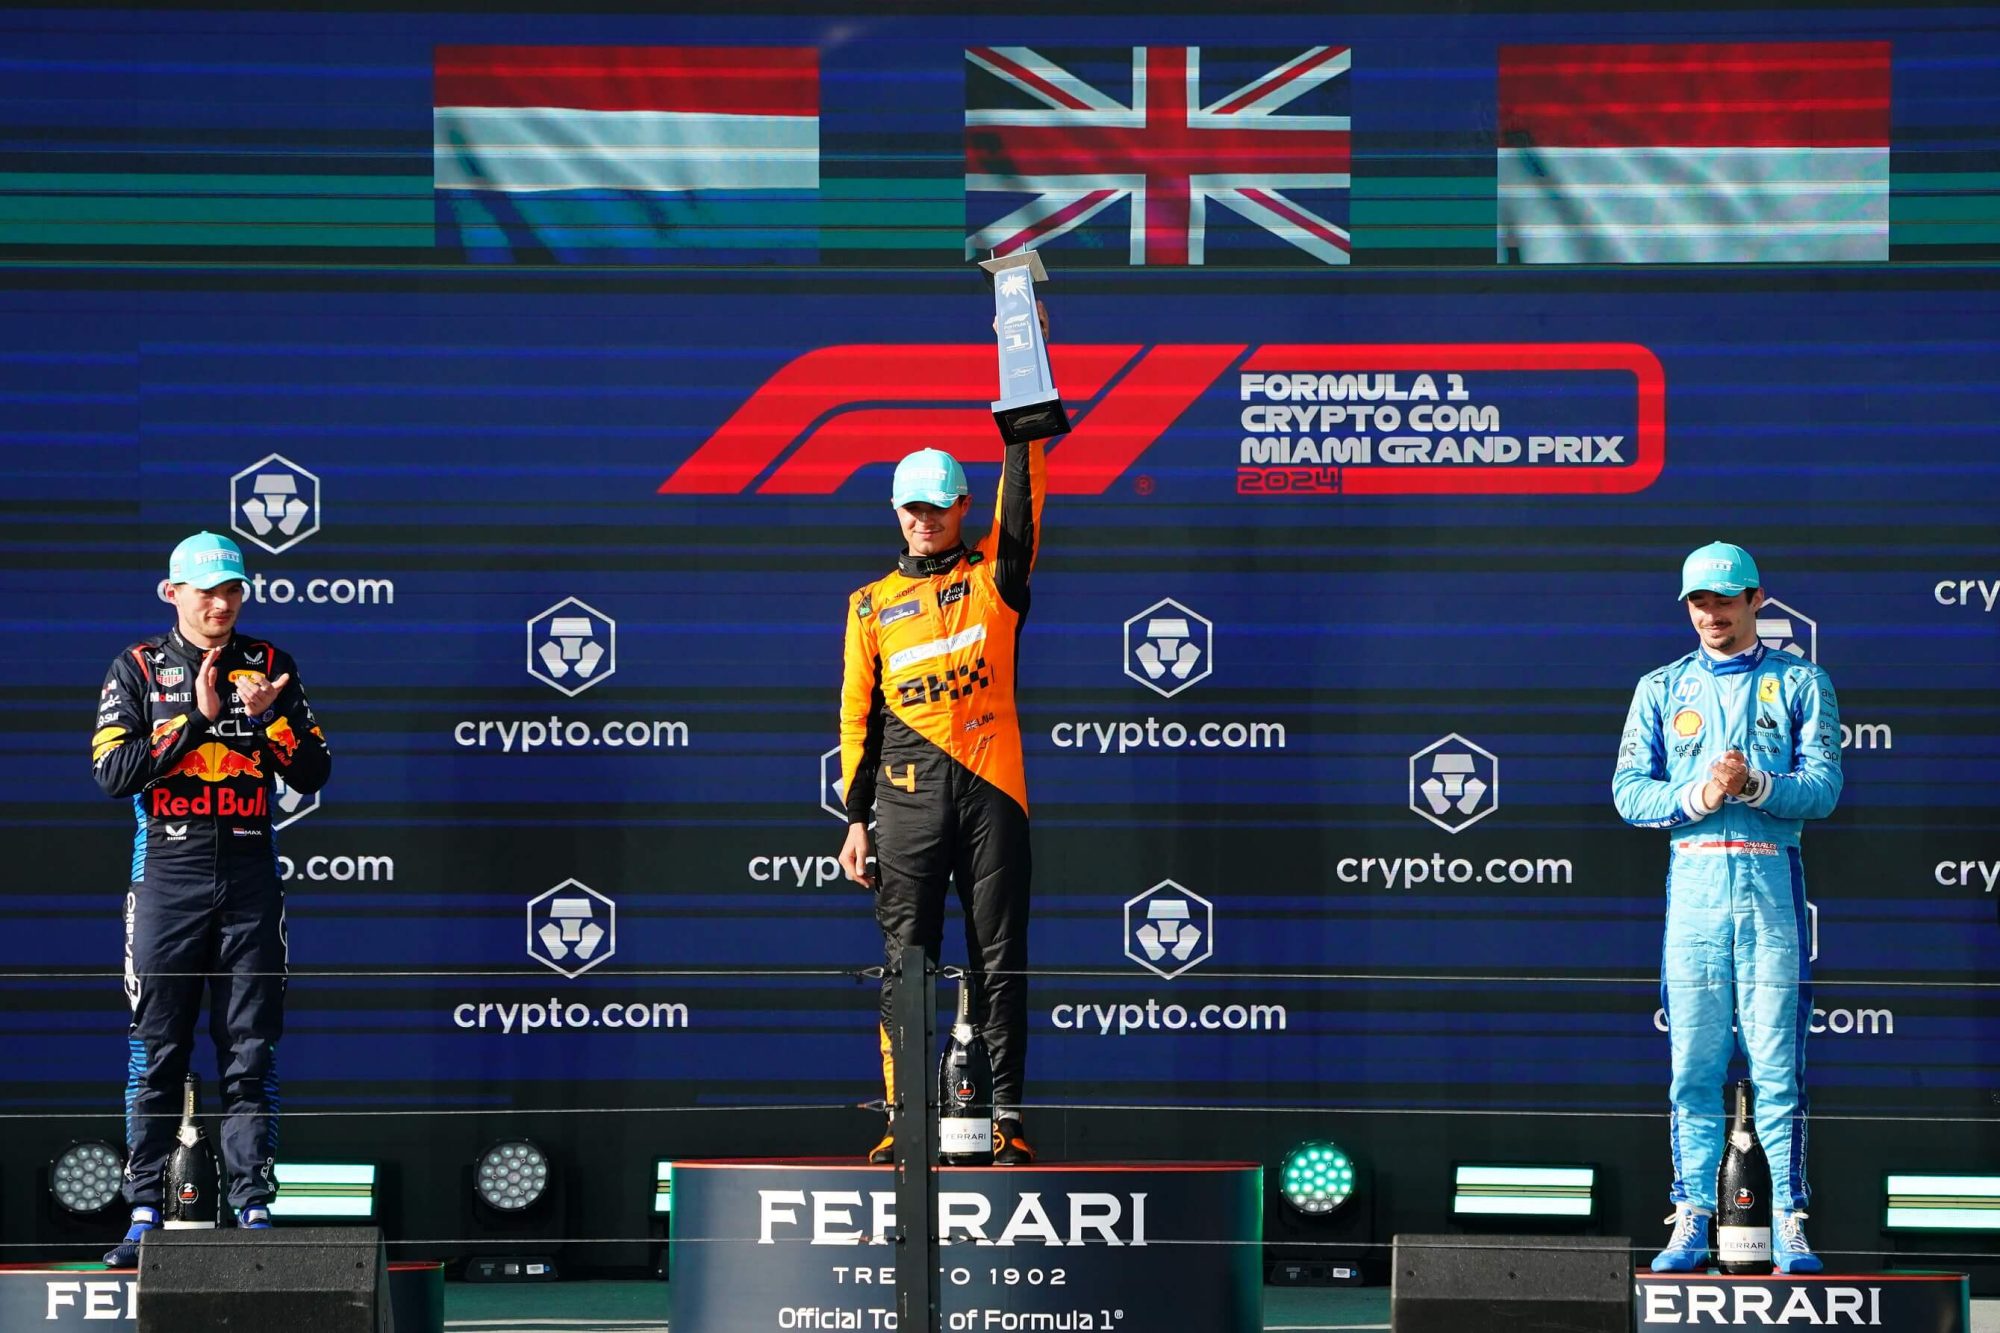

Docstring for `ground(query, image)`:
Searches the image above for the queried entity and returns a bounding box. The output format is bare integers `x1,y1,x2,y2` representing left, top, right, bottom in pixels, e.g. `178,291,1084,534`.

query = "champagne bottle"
1715,1079,1772,1273
161,1073,219,1229
937,972,993,1166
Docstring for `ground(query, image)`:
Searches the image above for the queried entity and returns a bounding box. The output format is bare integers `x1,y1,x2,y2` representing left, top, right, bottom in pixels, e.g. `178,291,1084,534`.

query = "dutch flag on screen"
1497,41,1891,264
434,45,819,263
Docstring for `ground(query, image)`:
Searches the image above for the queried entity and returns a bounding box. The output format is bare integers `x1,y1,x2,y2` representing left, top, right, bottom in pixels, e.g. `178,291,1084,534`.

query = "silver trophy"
978,250,1069,444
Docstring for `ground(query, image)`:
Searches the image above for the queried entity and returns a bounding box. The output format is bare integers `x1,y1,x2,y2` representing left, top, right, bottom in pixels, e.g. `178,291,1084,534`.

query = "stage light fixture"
1885,1174,2000,1231
475,1141,550,1213
1452,1164,1596,1219
654,1160,673,1216
50,1141,124,1216
1279,1140,1356,1217
268,1161,378,1221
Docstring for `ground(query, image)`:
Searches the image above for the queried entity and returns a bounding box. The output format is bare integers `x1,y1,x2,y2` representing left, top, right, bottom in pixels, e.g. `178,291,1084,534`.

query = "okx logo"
1124,599,1212,698
1409,734,1498,833
1124,880,1213,980
528,598,616,696
1756,598,1817,662
230,454,320,555
527,879,616,979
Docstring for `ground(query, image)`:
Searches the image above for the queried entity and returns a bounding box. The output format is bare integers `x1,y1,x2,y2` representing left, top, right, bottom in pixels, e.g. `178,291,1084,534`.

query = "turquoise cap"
890,449,969,509
1678,542,1760,600
168,531,247,589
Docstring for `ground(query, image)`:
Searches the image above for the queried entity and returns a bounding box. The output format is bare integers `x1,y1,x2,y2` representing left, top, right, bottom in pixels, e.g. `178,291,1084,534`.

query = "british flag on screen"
965,45,1351,267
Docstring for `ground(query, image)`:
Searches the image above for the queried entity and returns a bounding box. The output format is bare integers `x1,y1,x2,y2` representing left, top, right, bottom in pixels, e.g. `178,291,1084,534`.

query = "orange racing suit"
840,438,1045,1117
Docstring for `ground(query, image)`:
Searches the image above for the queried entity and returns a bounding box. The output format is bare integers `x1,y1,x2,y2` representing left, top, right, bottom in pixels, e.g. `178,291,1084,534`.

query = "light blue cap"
168,531,247,589
890,448,969,509
1678,541,1760,600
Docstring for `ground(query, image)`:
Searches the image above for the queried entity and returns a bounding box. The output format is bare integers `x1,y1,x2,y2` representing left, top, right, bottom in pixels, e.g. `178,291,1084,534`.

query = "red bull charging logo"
264,717,298,762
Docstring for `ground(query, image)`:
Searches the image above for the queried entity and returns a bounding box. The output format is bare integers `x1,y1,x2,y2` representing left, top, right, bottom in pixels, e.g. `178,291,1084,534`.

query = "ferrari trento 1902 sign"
669,1161,1263,1332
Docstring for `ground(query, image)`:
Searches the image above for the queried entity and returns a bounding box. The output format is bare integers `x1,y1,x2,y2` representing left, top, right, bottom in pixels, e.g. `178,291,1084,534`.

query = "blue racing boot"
238,1206,272,1230
103,1206,159,1267
1649,1206,1712,1272
1773,1210,1823,1274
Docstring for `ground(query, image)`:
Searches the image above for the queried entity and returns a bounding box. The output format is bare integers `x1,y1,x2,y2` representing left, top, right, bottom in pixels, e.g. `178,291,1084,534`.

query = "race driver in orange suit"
91,532,331,1265
838,308,1048,1167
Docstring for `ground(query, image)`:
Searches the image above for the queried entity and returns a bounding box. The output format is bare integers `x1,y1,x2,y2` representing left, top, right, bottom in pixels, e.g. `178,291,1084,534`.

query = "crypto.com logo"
528,598,616,697
1124,599,1212,698
1756,598,1817,663
231,454,320,555
657,343,1666,497
527,879,616,979
1409,733,1499,834
272,774,318,831
1124,880,1213,980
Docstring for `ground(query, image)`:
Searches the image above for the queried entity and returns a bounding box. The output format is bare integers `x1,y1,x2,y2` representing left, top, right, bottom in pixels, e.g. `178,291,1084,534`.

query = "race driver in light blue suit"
1614,542,1842,1275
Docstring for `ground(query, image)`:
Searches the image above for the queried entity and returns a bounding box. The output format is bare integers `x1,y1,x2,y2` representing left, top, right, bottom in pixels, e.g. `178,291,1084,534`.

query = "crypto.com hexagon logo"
818,746,877,827
271,774,318,831
1123,598,1212,698
1756,598,1817,663
1123,880,1213,980
1409,733,1499,834
819,746,848,822
230,454,320,555
527,598,616,697
527,879,616,979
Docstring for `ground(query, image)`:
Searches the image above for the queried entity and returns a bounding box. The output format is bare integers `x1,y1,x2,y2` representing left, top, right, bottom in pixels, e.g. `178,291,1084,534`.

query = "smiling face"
898,497,969,557
1685,587,1765,656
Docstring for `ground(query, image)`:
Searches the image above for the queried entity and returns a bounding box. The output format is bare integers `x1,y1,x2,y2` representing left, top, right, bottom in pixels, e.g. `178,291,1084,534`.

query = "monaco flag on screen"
965,45,1352,266
1496,41,1891,264
433,45,818,263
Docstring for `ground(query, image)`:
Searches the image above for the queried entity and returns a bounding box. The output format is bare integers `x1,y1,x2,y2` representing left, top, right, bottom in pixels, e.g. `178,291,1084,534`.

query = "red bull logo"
264,717,298,762
167,742,263,783
152,742,269,818
148,714,188,757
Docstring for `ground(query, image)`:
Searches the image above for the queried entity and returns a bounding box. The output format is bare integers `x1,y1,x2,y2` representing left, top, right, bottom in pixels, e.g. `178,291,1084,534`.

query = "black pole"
891,941,939,1333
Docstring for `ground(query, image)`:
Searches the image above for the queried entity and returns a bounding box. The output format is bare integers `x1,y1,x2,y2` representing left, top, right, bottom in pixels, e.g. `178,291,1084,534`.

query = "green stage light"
1280,1141,1356,1216
1453,1164,1595,1219
267,1161,377,1221
1885,1174,2000,1232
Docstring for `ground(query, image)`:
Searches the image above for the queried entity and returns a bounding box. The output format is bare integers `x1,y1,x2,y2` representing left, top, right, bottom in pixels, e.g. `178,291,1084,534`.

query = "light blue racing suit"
1613,643,1842,1212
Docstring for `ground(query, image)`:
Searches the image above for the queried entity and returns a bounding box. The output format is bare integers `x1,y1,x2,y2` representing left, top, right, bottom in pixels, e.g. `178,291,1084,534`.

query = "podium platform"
1635,1271,1970,1331
668,1159,1264,1333
0,1258,443,1331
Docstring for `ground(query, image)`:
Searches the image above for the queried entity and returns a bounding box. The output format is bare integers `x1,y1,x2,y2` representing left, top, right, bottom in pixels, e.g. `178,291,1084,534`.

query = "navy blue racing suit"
91,627,331,1213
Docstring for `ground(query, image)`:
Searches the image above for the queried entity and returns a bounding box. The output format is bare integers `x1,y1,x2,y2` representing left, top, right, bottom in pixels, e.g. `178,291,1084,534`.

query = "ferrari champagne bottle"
937,973,993,1165
161,1073,219,1229
1715,1079,1772,1273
